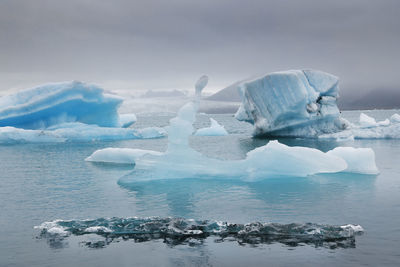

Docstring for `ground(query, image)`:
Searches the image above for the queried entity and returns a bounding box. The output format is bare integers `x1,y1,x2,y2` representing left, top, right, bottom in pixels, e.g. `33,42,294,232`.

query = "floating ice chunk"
84,226,112,233
0,126,64,143
235,70,345,137
340,224,364,233
36,217,364,248
86,148,163,164
0,123,166,143
34,220,69,237
390,113,400,123
327,147,379,174
194,118,228,136
119,113,137,128
244,140,347,178
0,81,123,129
359,113,377,128
320,112,400,139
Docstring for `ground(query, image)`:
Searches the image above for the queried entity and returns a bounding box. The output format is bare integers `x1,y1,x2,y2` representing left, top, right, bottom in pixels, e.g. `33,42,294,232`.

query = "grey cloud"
0,0,399,93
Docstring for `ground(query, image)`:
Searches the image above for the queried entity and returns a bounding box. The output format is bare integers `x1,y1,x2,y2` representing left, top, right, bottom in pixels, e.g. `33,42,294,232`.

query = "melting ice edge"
35,217,363,249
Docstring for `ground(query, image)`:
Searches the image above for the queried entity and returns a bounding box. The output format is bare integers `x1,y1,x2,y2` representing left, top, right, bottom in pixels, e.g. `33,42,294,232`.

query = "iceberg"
0,81,167,143
0,81,123,129
234,70,346,137
320,113,400,139
194,118,228,136
87,75,378,182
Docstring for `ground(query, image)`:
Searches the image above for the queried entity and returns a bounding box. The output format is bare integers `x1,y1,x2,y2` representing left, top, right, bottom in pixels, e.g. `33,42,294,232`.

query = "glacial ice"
0,81,168,143
35,217,364,248
86,148,163,164
0,123,166,143
0,81,123,129
194,118,228,136
87,75,379,181
320,113,400,139
327,147,379,174
234,70,346,137
119,113,137,128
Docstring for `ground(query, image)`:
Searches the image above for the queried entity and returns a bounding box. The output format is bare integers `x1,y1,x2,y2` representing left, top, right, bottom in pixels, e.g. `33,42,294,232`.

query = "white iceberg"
234,70,346,137
320,113,400,139
87,75,378,182
194,118,228,136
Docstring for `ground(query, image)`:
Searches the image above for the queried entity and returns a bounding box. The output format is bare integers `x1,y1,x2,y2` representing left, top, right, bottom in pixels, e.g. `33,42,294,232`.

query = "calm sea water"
1,110,400,266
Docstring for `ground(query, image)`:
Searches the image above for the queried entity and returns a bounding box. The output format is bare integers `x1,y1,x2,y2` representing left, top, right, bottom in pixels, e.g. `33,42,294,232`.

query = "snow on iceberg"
0,81,167,143
87,75,378,182
320,113,400,139
235,70,346,137
194,118,228,136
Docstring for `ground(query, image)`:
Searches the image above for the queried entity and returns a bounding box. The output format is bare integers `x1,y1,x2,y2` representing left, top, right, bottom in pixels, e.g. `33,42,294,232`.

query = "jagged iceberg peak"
235,69,346,137
0,81,123,129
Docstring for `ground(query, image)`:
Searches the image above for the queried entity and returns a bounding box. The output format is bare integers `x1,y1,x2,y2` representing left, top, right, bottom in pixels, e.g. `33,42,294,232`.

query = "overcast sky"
1,0,400,94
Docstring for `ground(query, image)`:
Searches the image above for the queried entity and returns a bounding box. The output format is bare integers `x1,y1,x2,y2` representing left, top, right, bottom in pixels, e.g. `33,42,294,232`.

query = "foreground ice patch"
0,81,167,143
35,217,364,248
235,70,346,137
87,75,379,181
320,113,400,139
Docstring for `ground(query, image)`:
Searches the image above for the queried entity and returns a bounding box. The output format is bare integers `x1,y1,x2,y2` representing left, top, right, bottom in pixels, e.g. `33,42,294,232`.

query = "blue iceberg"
235,70,347,137
0,81,165,143
0,81,123,129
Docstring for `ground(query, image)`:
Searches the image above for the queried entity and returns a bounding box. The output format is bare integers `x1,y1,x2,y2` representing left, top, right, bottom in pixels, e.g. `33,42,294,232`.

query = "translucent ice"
234,70,346,137
194,118,228,136
87,75,378,181
327,147,379,174
36,217,364,248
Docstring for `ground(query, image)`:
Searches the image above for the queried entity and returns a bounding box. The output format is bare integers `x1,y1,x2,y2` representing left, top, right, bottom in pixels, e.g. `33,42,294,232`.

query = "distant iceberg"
0,81,165,143
194,118,228,136
320,113,400,139
0,123,166,143
235,70,346,137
